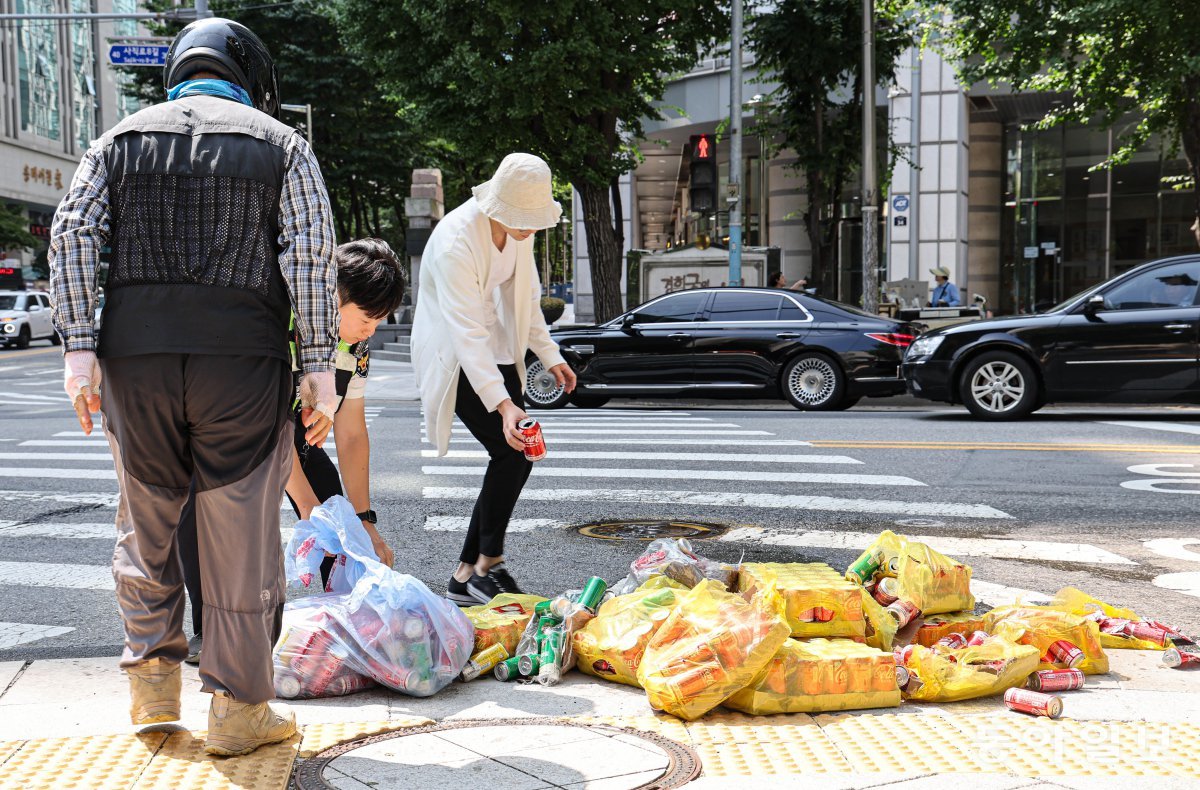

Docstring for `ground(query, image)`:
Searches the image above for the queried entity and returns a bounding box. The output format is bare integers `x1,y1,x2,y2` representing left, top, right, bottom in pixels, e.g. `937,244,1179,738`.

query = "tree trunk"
577,181,624,323
1182,77,1200,248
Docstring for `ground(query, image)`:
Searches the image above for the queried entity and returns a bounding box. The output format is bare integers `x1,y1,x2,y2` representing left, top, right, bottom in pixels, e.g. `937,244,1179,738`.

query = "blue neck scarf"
167,78,254,108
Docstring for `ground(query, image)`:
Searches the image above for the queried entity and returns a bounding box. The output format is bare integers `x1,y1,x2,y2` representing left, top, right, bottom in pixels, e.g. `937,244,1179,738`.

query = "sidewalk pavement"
364,359,420,401
1,649,1198,789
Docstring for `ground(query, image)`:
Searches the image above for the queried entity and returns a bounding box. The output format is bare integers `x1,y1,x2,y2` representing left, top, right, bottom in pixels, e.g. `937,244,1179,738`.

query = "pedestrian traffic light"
689,134,718,215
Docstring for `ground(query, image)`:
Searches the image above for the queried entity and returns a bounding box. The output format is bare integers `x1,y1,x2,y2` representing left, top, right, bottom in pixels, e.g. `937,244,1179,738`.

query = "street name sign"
108,44,169,67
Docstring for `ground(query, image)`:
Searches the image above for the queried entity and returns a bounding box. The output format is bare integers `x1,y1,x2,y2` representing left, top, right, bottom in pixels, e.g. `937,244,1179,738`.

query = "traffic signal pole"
728,0,743,287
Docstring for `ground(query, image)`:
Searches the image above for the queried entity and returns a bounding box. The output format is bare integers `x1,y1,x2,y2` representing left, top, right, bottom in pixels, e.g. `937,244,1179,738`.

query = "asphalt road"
3,344,1200,662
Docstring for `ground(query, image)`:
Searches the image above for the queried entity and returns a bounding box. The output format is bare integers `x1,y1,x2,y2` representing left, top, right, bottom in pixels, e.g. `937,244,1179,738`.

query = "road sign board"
108,44,169,67
1023,246,1039,259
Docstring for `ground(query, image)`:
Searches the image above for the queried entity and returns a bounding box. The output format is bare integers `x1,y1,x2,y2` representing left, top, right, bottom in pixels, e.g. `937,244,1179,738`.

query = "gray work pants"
101,353,292,704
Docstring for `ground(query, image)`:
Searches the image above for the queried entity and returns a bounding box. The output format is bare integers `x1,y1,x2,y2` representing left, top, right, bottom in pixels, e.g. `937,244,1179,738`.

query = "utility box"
636,246,773,305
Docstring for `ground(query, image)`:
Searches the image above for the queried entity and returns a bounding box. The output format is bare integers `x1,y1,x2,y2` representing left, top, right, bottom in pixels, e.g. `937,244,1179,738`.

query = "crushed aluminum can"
1004,687,1063,719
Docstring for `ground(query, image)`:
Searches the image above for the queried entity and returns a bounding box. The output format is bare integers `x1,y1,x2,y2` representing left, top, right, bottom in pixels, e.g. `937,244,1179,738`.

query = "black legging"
179,416,341,635
453,364,534,565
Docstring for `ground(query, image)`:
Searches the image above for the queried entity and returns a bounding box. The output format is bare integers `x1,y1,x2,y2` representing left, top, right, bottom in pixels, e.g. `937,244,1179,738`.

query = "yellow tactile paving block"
297,716,432,758
0,741,22,767
130,730,296,790
815,712,993,773
0,732,166,790
949,715,1200,777
689,712,851,775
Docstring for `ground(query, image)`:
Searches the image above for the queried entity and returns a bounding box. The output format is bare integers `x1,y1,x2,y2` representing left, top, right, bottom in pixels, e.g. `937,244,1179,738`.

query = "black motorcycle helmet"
163,17,280,118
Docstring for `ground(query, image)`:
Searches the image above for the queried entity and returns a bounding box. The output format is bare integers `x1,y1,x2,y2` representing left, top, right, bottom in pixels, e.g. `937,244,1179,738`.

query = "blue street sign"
108,44,169,67
891,194,910,212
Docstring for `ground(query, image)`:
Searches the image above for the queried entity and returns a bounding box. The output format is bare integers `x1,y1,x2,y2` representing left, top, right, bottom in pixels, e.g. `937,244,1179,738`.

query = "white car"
0,291,59,349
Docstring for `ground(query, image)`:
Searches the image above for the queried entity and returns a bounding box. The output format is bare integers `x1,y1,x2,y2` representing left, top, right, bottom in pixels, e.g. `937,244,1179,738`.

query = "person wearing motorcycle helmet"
48,17,339,757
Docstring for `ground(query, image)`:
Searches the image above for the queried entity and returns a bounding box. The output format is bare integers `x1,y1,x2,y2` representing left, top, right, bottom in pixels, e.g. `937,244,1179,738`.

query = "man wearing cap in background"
412,152,576,605
49,17,338,757
928,266,962,307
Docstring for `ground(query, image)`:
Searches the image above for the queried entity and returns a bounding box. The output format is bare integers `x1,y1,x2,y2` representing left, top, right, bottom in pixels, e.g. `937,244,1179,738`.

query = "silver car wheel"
969,361,1025,413
788,357,837,406
524,359,564,406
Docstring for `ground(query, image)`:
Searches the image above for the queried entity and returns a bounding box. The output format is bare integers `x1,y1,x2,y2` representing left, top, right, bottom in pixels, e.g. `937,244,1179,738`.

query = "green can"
538,615,560,633
517,654,540,676
539,630,563,669
494,656,522,682
576,576,608,612
534,600,554,617
846,548,883,585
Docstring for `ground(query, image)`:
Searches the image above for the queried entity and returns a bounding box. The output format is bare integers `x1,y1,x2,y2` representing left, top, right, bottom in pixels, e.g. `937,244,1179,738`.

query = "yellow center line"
807,441,1200,453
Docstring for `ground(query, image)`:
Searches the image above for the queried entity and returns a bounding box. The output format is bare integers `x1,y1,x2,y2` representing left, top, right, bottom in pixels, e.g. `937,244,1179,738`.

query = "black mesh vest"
97,94,294,361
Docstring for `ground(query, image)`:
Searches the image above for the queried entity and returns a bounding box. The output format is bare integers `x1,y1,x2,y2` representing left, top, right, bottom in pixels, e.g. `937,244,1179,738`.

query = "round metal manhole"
293,719,702,790
575,519,729,541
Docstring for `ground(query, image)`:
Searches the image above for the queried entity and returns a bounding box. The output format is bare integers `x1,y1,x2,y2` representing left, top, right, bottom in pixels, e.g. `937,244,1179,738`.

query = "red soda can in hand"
518,418,546,462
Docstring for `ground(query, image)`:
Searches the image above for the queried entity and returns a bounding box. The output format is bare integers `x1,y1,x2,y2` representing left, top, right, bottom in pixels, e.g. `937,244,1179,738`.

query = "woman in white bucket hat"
412,152,577,603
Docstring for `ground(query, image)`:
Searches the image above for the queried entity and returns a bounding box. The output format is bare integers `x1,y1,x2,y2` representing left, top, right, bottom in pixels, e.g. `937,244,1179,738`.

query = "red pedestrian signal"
688,135,718,215
694,134,712,160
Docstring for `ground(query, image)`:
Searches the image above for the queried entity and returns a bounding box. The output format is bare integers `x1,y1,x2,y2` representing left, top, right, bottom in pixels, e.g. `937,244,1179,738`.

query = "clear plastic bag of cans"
636,579,790,721
272,597,376,700
283,496,475,696
893,634,1040,702
983,606,1110,675
574,577,687,688
613,538,739,595
507,583,603,686
1051,586,1185,651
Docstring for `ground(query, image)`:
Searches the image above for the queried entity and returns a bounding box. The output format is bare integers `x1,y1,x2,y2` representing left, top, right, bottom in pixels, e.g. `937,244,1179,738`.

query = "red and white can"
1045,639,1085,668
1004,687,1063,719
518,418,547,462
893,644,917,665
887,599,921,628
1163,646,1200,668
936,633,968,651
966,630,990,647
1123,621,1171,647
797,607,835,622
1026,668,1085,692
872,576,899,606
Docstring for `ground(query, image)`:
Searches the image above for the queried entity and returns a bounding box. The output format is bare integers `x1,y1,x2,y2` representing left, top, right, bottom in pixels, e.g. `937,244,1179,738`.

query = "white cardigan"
411,199,566,456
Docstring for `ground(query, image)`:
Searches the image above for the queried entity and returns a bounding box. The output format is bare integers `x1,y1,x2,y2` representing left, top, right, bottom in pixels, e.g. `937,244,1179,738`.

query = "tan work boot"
127,657,182,725
204,691,297,757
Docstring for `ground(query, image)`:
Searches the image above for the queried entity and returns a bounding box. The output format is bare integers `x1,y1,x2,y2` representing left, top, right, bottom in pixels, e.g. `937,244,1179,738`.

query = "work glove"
64,350,102,435
298,371,336,447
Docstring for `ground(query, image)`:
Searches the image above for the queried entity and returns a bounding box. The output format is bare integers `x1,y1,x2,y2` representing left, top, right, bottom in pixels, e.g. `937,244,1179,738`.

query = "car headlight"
905,334,945,361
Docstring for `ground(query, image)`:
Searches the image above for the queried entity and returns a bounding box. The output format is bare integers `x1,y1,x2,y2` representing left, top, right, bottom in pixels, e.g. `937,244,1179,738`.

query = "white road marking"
0,365,27,373
421,449,862,465
968,580,1052,608
453,421,746,429
0,522,114,539
0,622,75,650
1120,478,1200,494
0,392,69,402
21,440,112,447
0,467,115,480
1144,538,1200,563
1103,420,1200,436
716,526,1134,564
424,465,926,487
442,428,774,436
475,416,716,423
1127,463,1200,477
0,561,115,590
1152,571,1200,600
444,437,801,446
423,516,569,533
0,452,113,461
0,490,118,506
423,487,1013,519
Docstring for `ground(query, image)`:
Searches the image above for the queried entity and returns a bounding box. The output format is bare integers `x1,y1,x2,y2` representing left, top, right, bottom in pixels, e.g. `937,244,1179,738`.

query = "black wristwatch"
356,509,378,524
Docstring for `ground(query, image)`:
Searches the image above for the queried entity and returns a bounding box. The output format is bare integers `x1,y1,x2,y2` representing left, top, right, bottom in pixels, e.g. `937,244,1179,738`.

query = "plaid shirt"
49,128,339,374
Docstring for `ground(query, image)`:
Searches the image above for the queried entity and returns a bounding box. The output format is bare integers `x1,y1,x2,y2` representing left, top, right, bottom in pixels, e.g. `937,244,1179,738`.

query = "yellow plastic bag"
896,637,1040,702
463,593,547,656
1051,587,1168,651
637,579,791,721
984,606,1109,674
739,562,866,639
860,588,898,652
573,581,685,688
725,638,901,715
844,530,908,584
915,612,986,647
894,541,974,616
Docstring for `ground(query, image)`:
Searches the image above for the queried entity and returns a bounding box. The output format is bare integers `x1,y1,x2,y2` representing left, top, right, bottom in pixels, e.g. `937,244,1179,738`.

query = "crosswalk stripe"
1102,421,1200,437
423,486,1013,519
0,490,118,506
447,437,812,446
494,416,715,422
421,450,863,465
451,421,747,429
969,580,1051,607
0,467,115,480
716,526,1134,564
424,516,568,533
0,392,69,402
424,465,926,487
20,441,112,447
441,428,774,436
0,452,113,461
0,622,76,650
0,561,114,590
0,523,113,539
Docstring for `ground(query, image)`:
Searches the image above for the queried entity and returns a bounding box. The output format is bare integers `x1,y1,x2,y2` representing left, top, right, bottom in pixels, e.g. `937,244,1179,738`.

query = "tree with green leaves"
936,0,1200,247
748,0,915,291
0,204,38,253
334,0,724,321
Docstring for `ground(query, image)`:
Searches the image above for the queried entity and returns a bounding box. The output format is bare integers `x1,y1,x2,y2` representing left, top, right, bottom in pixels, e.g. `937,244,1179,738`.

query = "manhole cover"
575,519,729,541
294,719,701,789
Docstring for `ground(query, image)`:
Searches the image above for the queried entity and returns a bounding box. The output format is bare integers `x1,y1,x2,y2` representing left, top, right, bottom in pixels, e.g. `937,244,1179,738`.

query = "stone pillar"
405,169,444,308
967,118,1003,306
766,150,811,280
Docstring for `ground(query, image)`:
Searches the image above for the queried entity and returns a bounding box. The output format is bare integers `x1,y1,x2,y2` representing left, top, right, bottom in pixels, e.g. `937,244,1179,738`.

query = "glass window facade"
112,0,143,119
17,0,61,141
71,0,97,149
1001,120,1197,314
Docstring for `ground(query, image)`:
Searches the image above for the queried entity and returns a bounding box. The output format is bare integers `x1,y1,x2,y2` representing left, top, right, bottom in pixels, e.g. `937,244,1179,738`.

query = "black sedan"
524,287,918,411
902,254,1200,420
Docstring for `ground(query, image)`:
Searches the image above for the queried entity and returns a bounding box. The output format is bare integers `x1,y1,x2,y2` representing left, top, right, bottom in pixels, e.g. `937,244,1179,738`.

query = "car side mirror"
620,313,639,334
1083,294,1105,315
27,304,40,312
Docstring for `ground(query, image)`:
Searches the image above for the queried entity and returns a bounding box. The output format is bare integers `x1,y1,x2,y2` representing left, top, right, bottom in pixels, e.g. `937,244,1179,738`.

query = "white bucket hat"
472,153,563,231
